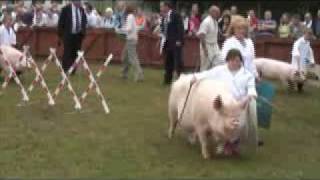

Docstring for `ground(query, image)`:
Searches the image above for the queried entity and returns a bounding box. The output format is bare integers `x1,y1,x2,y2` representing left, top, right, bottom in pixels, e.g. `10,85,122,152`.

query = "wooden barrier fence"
16,27,320,68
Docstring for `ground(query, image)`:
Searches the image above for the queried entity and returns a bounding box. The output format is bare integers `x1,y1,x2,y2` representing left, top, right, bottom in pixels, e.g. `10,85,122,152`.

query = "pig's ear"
213,95,223,110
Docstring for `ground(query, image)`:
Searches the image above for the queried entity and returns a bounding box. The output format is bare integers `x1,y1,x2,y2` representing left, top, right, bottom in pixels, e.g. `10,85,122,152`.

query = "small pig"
0,45,27,75
254,58,306,92
168,74,250,159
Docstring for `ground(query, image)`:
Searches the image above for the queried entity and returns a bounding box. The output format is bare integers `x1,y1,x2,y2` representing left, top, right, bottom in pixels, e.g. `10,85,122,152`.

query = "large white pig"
168,74,253,159
254,58,306,91
0,45,27,75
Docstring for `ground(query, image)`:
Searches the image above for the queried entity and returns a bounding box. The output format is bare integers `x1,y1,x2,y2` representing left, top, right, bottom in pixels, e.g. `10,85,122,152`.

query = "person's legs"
164,49,174,85
199,44,209,71
121,41,130,79
62,35,77,73
127,40,144,82
174,47,183,79
62,36,72,73
211,44,222,68
70,34,83,75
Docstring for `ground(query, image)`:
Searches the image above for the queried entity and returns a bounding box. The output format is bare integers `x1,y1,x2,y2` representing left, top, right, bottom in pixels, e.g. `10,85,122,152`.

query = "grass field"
0,64,320,178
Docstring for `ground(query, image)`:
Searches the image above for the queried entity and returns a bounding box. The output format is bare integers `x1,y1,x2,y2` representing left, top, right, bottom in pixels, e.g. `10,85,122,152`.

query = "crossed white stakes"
0,45,113,114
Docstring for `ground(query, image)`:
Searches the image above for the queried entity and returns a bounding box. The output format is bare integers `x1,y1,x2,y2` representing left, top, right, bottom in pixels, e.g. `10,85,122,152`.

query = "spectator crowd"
0,0,320,41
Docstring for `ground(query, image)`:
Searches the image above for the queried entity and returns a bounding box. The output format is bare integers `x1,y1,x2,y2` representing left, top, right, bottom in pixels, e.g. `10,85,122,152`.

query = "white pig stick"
28,50,53,92
28,56,55,105
67,51,84,75
80,54,113,102
81,57,110,114
51,50,83,98
51,48,82,110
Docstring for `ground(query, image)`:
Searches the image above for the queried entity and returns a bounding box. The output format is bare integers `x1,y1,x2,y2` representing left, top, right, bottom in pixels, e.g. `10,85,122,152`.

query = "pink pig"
0,45,27,75
168,74,250,159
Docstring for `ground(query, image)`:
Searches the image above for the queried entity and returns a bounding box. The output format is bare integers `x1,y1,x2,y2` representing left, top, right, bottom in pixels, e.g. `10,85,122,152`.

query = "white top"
0,25,16,46
122,14,138,41
104,16,115,29
32,11,48,27
160,10,172,54
221,36,258,78
87,11,99,28
183,17,189,31
46,13,59,27
303,20,313,29
291,36,315,72
195,64,257,100
197,15,218,44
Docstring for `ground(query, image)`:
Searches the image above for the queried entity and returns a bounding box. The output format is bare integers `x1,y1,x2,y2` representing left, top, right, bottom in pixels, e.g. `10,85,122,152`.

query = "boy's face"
228,56,242,71
304,32,312,41
5,18,12,26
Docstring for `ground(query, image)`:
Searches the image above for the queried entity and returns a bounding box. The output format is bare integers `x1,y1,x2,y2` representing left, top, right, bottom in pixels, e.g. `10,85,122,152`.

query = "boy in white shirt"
292,28,315,71
291,27,316,92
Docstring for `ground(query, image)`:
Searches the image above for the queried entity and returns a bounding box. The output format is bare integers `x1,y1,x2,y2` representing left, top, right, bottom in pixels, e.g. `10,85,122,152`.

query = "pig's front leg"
197,127,211,159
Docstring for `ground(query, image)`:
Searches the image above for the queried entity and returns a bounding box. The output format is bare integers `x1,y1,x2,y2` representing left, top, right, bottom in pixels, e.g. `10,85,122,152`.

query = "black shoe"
16,71,22,76
258,140,264,147
297,83,304,93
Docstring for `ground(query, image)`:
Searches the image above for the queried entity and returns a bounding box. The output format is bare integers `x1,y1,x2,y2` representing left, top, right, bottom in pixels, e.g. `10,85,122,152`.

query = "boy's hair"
226,49,243,63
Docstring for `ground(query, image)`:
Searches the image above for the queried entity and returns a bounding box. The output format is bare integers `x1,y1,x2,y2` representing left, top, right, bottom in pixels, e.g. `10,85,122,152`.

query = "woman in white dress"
221,15,259,80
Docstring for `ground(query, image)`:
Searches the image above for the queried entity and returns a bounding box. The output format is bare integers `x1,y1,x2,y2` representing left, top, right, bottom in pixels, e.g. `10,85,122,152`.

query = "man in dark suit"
313,10,320,38
58,0,87,73
160,1,184,85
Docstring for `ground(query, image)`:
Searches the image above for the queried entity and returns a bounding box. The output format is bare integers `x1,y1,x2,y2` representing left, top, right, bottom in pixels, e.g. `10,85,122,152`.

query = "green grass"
0,63,320,178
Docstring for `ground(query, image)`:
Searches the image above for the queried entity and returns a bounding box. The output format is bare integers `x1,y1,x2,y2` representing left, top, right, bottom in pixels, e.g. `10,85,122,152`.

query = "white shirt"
104,16,115,29
121,14,138,41
183,17,189,31
303,20,313,29
71,3,82,33
197,15,218,44
221,36,258,78
0,25,16,46
46,13,59,27
32,11,48,27
195,64,257,100
291,36,315,72
160,10,172,54
87,11,99,28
